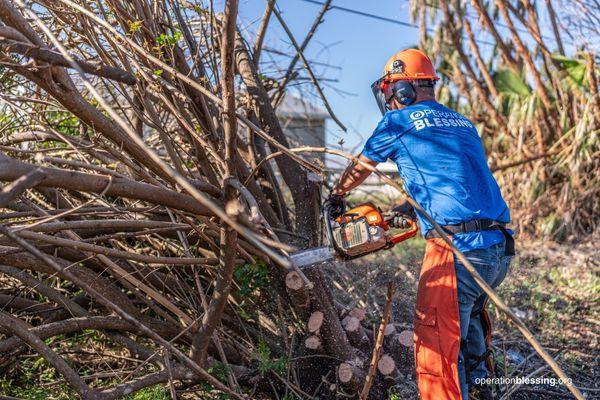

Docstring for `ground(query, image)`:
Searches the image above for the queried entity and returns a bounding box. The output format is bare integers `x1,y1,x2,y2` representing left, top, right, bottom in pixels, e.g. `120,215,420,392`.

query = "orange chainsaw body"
337,202,386,227
332,202,418,259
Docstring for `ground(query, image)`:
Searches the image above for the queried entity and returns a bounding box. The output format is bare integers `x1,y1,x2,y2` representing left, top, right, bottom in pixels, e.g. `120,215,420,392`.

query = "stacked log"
338,360,366,390
285,271,311,311
304,335,322,350
308,310,324,334
377,354,397,376
384,329,415,374
304,310,324,350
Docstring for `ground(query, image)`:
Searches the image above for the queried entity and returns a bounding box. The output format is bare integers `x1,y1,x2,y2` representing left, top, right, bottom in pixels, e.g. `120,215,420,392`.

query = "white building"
277,95,402,199
276,94,327,167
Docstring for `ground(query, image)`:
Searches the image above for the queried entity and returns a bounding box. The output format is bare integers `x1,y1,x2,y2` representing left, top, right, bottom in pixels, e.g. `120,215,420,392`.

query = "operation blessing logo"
410,109,474,131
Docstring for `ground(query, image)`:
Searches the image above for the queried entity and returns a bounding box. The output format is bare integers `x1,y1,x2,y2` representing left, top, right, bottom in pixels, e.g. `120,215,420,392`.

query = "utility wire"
297,0,496,46
297,0,571,48
299,0,419,29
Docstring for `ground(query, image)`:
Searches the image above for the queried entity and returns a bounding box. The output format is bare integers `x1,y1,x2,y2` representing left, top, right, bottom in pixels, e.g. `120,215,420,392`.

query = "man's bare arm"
331,154,378,196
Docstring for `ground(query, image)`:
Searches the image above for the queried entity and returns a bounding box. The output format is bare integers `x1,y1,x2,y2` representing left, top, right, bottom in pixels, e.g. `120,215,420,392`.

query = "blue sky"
234,0,420,152
223,0,572,154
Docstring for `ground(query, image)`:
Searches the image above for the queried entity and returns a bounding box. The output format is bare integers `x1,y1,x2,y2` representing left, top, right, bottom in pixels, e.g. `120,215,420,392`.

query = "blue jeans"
454,242,512,399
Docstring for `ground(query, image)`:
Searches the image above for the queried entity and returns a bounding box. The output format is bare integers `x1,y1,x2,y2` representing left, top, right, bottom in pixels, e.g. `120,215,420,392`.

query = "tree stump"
349,307,366,321
383,323,396,337
342,316,370,354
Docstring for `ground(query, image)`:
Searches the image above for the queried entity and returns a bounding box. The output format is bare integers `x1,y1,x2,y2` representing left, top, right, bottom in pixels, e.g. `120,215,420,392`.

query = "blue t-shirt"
361,100,510,252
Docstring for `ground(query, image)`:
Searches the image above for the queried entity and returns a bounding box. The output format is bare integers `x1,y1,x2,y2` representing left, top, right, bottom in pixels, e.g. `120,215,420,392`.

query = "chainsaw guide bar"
290,246,335,269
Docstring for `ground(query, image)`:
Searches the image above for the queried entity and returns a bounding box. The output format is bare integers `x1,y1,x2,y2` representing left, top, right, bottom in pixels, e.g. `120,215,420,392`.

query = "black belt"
426,219,515,256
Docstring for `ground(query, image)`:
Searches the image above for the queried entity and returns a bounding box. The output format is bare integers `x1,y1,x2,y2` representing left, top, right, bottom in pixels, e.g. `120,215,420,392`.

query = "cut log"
398,329,413,347
383,331,414,374
377,354,396,376
304,335,322,350
383,323,396,337
285,271,310,309
360,282,395,400
338,362,353,383
302,267,359,362
307,311,324,333
285,271,304,290
349,307,366,321
341,315,351,328
338,361,365,386
343,316,360,332
343,316,370,354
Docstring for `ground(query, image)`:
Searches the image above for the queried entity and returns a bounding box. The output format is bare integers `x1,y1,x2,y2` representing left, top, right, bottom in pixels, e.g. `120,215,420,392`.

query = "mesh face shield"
371,76,394,115
371,78,435,114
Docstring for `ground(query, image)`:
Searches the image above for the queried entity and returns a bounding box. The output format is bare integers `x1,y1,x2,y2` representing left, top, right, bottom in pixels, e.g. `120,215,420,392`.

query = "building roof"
276,94,329,119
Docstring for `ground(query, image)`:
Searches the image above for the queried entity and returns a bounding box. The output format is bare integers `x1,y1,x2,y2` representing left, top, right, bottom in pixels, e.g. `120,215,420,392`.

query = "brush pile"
0,0,412,398
0,0,597,399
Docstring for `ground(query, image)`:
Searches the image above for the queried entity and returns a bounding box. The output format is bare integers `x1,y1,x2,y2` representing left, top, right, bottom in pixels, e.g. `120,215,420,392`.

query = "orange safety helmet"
371,49,440,114
382,49,439,81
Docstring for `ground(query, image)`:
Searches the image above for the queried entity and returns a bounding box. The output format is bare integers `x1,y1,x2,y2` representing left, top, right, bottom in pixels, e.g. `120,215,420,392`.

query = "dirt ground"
1,234,597,399
325,234,599,399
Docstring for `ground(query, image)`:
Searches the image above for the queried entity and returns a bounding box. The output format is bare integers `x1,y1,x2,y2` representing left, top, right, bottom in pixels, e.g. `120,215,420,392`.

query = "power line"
297,0,571,48
296,0,495,47
299,0,419,29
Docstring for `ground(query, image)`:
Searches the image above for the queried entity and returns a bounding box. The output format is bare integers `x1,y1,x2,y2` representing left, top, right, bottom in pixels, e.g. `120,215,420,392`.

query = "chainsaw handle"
389,219,419,244
322,202,345,255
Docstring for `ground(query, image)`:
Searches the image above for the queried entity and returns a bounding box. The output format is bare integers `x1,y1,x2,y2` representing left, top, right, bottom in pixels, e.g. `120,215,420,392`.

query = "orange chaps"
414,238,462,400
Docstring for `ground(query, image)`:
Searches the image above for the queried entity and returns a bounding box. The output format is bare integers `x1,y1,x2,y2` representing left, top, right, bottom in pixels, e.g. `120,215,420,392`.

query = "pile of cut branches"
0,0,410,398
0,0,597,398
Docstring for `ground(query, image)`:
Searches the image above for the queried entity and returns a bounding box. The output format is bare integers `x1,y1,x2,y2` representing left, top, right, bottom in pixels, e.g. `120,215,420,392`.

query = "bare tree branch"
271,0,332,105
0,152,215,215
0,169,45,207
191,0,240,366
253,0,275,66
12,229,220,265
272,7,347,132
0,226,246,400
0,310,97,399
0,37,137,85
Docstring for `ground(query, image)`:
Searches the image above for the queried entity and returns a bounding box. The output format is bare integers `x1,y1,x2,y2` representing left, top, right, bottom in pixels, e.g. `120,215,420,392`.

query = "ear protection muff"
391,81,417,106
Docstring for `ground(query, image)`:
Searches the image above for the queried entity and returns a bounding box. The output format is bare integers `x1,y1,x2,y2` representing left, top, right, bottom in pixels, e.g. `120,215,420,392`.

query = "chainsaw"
290,201,419,268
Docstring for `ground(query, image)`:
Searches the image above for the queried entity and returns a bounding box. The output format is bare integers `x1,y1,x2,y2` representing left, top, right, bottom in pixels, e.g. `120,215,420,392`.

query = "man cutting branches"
326,49,515,400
